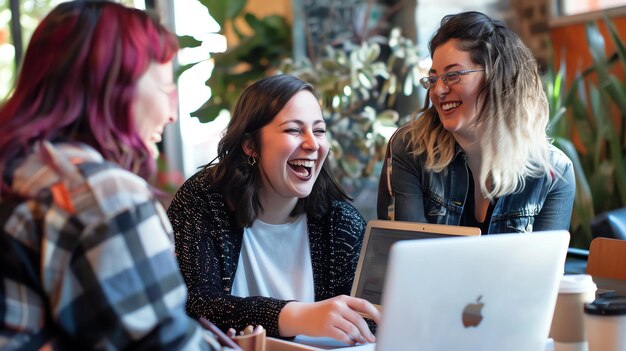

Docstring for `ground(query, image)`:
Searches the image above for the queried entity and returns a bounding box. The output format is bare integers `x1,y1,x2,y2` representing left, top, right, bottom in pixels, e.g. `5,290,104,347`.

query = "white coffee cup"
549,274,597,351
584,294,626,351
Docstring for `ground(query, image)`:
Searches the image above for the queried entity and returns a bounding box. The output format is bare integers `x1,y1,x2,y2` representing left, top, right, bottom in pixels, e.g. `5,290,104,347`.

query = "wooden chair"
586,237,626,280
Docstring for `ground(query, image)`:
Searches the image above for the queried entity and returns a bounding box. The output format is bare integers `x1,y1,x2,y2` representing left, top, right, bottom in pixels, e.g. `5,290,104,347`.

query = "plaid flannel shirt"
0,142,222,350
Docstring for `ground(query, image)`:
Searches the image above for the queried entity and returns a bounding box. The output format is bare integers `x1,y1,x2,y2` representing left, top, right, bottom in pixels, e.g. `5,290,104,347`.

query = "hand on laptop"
277,295,381,345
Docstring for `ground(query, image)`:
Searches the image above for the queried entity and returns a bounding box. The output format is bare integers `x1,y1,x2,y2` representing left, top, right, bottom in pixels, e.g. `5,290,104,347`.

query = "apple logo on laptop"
462,295,484,328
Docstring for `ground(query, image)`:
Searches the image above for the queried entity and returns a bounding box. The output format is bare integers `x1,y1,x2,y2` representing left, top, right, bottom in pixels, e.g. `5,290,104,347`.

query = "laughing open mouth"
442,101,461,111
288,159,314,178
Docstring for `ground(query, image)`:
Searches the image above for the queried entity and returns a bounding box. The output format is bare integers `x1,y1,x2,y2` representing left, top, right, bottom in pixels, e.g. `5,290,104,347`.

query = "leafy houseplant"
178,0,292,123
179,0,425,193
544,15,626,248
280,27,425,190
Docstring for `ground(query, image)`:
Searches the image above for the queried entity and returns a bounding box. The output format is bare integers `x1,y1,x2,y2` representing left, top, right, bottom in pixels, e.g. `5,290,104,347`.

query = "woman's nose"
168,91,179,123
431,77,450,96
302,131,320,151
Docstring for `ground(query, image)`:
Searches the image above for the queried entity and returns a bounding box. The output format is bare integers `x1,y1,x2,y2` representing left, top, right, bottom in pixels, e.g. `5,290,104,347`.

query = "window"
557,0,626,16
171,0,228,177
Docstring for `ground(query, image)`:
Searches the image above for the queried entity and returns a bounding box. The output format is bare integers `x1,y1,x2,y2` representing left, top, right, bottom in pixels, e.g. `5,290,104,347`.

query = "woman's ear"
242,137,255,157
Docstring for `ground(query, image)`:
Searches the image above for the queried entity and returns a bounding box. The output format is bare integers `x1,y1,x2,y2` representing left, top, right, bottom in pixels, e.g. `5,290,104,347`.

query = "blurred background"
2,0,626,248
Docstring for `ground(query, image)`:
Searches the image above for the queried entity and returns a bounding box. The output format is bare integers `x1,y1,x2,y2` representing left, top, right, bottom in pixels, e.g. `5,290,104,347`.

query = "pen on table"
198,318,241,350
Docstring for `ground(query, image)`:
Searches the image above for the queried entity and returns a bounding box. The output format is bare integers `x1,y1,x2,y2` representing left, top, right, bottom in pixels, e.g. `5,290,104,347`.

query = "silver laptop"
376,231,569,351
351,220,481,306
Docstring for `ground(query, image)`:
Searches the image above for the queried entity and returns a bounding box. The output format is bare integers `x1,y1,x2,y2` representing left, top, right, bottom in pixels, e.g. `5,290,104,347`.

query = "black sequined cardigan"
167,170,366,338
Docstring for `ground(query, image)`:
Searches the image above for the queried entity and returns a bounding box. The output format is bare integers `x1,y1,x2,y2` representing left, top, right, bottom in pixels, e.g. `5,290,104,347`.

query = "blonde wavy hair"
407,11,551,199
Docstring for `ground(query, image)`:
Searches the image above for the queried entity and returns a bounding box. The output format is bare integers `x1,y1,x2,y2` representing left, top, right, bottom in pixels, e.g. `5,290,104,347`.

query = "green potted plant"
544,15,626,248
177,0,292,123
279,27,426,191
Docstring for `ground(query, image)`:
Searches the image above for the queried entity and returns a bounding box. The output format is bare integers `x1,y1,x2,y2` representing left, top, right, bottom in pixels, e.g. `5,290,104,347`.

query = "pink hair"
0,1,178,190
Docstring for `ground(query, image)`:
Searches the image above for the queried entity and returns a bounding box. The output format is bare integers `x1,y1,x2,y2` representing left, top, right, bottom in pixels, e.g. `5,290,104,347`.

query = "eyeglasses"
419,69,485,89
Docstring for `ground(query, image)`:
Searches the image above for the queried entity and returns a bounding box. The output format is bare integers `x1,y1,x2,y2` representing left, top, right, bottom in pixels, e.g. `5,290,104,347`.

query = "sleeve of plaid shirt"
46,167,223,350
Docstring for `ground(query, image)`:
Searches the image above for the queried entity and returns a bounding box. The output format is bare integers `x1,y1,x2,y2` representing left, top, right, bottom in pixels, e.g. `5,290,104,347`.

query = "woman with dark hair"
0,1,220,349
168,74,381,344
377,11,575,233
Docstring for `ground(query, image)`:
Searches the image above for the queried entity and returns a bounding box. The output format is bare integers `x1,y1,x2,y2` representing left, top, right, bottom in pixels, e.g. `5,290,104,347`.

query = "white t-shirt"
231,215,315,302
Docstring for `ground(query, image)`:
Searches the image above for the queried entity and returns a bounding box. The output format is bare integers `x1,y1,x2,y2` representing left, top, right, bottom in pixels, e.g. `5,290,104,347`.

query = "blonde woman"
377,11,575,234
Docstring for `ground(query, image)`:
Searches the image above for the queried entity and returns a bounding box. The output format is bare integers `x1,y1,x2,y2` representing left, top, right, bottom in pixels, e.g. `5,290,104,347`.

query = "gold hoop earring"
248,155,257,166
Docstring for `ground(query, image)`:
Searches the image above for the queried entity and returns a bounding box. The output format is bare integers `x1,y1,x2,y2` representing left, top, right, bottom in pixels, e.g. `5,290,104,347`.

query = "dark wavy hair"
205,74,350,227
0,0,178,193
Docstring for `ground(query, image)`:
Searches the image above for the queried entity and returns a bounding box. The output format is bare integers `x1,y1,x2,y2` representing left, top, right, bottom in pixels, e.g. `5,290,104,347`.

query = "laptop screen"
354,226,460,305
352,220,480,305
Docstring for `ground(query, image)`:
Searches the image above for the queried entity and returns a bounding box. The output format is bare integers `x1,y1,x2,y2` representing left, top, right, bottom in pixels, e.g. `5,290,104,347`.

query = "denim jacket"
377,125,576,234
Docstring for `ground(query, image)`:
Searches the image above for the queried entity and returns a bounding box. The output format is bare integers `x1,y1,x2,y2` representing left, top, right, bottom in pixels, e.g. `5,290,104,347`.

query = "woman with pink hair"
0,1,221,350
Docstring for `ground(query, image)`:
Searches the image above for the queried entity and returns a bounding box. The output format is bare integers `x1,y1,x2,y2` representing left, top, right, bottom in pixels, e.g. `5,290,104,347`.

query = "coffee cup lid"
584,294,626,316
559,274,597,294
